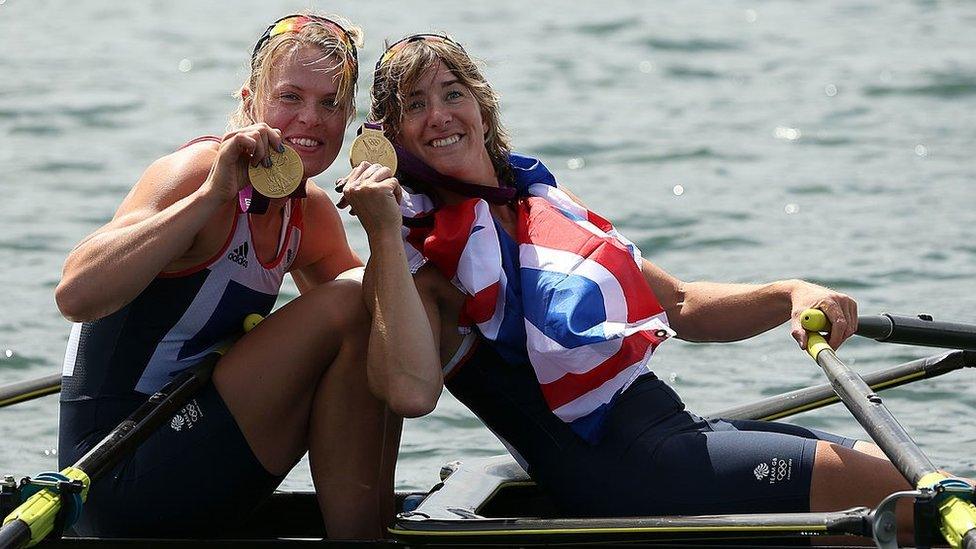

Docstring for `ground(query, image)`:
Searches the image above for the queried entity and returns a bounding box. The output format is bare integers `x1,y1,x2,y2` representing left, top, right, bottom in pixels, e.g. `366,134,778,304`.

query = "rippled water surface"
2,1,975,492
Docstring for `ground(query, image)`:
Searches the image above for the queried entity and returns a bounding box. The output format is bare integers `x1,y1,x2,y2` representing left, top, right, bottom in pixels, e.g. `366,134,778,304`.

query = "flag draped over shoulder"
400,154,673,443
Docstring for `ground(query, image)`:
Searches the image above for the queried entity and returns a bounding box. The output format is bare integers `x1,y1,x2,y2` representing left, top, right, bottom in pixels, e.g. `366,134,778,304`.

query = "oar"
858,313,976,352
0,375,61,409
709,350,974,421
0,314,263,549
801,309,976,549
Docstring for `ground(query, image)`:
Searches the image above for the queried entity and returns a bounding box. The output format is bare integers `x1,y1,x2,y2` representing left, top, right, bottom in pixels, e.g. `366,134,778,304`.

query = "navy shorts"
447,340,857,518
59,380,285,537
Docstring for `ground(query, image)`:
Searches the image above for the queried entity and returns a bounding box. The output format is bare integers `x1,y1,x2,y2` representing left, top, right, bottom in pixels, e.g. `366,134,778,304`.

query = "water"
2,0,975,493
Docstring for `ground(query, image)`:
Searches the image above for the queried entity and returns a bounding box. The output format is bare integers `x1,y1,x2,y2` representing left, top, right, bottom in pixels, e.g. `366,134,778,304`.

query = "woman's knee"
810,441,910,511
303,279,371,336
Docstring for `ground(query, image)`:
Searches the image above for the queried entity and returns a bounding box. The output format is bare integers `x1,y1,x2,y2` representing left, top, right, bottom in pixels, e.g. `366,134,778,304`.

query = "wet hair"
230,12,363,129
370,35,514,185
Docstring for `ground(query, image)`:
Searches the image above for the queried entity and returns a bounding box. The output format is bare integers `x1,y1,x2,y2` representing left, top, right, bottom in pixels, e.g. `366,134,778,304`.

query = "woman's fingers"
846,299,859,339
791,315,808,350
205,124,290,202
222,123,284,168
822,300,850,349
789,282,859,351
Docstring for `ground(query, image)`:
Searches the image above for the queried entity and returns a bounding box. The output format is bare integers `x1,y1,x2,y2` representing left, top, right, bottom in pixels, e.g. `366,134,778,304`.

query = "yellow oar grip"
2,468,91,547
805,333,833,361
917,472,976,549
800,309,834,360
800,309,830,332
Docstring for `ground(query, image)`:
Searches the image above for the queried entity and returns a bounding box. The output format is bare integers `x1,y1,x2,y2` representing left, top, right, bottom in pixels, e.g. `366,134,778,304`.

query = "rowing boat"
3,314,976,548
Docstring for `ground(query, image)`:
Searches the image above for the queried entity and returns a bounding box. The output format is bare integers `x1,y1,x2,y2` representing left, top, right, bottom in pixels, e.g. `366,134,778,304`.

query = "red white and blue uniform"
403,154,857,516
58,136,301,536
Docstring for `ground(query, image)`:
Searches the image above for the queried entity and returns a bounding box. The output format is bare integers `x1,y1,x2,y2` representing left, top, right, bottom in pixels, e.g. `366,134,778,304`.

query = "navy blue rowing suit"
59,137,304,536
446,334,855,517
439,224,856,517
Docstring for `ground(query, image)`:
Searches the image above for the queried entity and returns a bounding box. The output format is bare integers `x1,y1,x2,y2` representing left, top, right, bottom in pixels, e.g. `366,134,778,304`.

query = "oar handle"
800,309,833,361
802,310,976,353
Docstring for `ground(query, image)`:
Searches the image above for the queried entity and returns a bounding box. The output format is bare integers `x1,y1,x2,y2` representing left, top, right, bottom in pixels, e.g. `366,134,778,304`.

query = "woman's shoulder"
113,136,224,221
140,137,220,194
160,136,220,176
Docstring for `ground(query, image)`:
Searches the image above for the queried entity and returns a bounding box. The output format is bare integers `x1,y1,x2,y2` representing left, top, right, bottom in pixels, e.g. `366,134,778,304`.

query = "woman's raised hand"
338,161,403,236
203,123,286,203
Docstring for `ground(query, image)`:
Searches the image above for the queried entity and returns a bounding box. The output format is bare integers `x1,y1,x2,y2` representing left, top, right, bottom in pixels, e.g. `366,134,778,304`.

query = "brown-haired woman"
56,13,397,539
342,33,952,545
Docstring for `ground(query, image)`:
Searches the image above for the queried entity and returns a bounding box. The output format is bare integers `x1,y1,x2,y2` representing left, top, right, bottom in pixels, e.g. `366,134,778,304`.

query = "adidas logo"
227,241,249,267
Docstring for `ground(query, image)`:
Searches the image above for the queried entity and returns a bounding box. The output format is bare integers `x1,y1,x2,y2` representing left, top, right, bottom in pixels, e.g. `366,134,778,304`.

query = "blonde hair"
230,12,363,129
370,35,513,184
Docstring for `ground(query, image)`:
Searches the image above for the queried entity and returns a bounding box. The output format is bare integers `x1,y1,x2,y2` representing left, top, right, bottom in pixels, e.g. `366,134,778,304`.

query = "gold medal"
247,144,304,199
349,125,398,173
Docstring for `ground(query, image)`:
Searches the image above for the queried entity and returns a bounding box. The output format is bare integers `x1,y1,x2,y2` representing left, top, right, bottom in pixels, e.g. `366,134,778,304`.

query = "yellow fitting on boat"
62,467,90,501
2,467,91,547
917,472,976,549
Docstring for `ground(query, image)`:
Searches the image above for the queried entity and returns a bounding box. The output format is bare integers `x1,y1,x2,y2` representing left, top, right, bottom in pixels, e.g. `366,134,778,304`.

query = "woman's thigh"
213,278,370,474
619,427,821,516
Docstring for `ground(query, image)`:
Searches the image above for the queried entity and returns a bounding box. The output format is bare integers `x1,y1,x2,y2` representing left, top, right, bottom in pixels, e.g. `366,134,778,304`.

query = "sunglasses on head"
251,14,357,65
375,33,464,71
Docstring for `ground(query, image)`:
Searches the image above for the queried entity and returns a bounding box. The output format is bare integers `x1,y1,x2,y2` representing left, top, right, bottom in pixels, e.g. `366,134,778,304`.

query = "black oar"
801,309,976,549
0,314,263,549
0,375,61,409
709,350,974,421
858,313,976,352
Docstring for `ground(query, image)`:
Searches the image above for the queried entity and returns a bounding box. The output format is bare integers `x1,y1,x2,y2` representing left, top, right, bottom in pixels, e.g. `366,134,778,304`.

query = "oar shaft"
710,351,971,421
814,348,937,484
0,522,27,549
0,358,217,549
859,314,976,352
0,374,61,409
74,355,217,480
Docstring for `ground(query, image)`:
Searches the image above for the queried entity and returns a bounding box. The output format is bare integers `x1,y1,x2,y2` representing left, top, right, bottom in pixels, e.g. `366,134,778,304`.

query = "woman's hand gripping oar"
802,309,976,549
0,314,265,549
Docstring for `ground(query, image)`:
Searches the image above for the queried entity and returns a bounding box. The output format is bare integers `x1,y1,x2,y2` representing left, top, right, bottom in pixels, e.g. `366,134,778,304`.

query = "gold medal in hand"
247,144,304,198
349,124,398,173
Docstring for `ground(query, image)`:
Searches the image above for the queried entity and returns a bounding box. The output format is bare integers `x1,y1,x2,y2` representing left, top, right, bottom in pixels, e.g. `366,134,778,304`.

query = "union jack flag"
400,155,673,443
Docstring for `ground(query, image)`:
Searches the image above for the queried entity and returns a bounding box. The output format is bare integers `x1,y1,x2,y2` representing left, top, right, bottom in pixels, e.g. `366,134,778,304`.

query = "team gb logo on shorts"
170,399,204,432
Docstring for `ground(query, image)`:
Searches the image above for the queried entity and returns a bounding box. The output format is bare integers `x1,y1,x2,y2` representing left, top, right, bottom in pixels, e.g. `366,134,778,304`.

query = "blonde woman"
56,14,396,539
